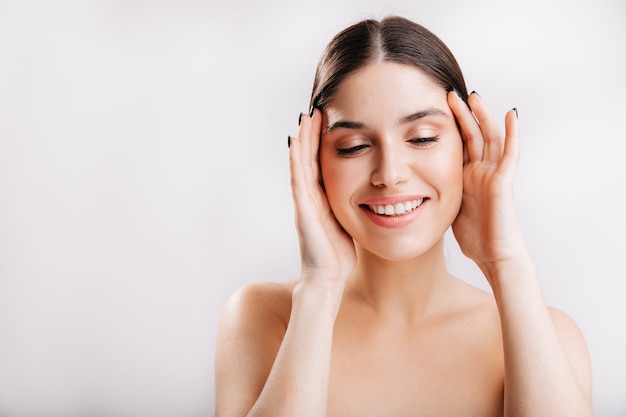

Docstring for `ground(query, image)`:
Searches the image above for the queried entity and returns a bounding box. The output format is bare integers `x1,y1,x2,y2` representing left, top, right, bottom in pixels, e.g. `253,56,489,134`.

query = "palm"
447,92,525,271
453,160,515,265
290,110,356,287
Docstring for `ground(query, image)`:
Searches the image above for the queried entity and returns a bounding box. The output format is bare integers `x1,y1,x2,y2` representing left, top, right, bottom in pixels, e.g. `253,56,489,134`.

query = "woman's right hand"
289,109,356,293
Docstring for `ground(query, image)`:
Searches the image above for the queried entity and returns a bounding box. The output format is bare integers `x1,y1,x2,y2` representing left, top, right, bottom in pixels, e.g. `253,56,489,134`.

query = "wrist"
293,277,345,318
483,256,546,317
478,252,537,291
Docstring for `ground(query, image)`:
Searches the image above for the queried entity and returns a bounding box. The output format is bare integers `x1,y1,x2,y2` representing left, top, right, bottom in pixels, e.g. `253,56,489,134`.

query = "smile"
366,198,425,216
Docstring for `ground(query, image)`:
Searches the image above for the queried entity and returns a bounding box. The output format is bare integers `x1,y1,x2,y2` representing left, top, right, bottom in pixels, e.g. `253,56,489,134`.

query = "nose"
370,141,411,188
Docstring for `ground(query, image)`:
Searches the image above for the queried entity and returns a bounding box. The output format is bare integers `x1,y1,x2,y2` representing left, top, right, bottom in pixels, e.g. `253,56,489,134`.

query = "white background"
0,0,624,416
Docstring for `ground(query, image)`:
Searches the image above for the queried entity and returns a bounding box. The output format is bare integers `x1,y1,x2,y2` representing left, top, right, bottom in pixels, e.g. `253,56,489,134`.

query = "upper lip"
359,195,428,206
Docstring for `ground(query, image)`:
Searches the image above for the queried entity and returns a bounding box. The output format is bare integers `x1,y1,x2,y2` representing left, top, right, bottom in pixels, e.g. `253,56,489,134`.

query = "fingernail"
309,105,315,117
287,135,291,148
470,90,480,97
298,112,303,126
513,107,518,119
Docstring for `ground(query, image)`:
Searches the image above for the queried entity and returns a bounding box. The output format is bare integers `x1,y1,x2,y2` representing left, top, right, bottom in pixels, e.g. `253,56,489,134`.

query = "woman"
215,16,594,416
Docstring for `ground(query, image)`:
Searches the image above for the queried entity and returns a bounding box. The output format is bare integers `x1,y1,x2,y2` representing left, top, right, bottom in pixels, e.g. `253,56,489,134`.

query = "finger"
499,108,520,180
297,108,323,185
296,113,312,186
289,110,326,217
467,93,504,162
308,109,323,183
289,134,323,264
289,135,307,207
302,108,321,159
447,91,483,162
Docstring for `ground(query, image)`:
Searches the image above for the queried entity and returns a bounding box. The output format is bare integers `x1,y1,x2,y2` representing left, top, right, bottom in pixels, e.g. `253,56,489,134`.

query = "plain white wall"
0,0,624,416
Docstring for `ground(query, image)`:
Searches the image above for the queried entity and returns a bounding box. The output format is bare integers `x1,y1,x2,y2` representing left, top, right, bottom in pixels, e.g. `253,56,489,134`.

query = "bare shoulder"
215,280,297,416
548,306,588,339
220,280,295,328
547,307,592,362
217,279,296,357
548,306,593,396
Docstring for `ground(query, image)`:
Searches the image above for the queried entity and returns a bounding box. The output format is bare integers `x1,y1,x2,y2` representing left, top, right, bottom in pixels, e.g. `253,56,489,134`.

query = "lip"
359,195,429,228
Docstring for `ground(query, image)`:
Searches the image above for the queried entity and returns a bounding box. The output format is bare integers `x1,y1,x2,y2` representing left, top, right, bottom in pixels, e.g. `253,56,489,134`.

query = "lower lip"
360,201,427,228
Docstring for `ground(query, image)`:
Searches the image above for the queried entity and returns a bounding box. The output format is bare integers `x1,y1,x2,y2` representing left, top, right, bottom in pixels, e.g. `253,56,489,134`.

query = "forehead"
324,62,450,127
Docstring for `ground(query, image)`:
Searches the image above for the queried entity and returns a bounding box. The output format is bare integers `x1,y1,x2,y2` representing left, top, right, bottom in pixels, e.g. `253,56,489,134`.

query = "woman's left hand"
447,91,531,282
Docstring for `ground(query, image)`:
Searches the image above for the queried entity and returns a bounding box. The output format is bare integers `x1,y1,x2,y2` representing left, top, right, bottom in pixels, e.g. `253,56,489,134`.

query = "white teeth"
368,198,425,216
393,202,405,214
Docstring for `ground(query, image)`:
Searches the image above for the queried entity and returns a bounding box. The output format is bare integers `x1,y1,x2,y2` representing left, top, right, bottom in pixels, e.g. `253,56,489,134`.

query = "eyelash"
336,137,439,155
409,137,439,147
337,144,368,155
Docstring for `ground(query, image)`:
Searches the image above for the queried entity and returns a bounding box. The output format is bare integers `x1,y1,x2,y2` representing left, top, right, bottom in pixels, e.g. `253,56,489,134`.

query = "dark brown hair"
310,16,468,110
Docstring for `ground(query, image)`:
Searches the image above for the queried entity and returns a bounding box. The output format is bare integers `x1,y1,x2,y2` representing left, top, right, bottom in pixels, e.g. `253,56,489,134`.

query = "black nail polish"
309,105,315,117
470,90,480,97
298,112,303,126
513,108,518,119
287,135,291,148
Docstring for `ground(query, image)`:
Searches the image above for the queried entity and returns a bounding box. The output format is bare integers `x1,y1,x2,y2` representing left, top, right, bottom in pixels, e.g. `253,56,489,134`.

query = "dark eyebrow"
325,120,370,133
399,108,449,125
325,108,449,133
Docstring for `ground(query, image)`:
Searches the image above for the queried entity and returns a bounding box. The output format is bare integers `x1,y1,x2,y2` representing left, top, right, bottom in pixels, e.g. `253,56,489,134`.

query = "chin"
358,236,443,263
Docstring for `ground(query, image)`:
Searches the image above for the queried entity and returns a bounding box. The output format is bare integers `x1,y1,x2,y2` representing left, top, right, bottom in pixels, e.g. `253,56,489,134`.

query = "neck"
346,238,456,325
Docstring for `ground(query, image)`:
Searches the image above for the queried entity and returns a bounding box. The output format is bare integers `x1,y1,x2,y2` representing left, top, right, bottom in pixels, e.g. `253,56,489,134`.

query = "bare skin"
219,276,506,417
215,63,594,417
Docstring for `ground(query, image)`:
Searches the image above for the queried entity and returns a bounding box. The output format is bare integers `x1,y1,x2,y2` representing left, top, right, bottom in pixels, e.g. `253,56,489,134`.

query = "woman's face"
319,62,463,261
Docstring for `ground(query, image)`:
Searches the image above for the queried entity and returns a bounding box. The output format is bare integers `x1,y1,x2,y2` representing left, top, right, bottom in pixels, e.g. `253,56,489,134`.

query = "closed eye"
408,137,439,147
337,144,369,156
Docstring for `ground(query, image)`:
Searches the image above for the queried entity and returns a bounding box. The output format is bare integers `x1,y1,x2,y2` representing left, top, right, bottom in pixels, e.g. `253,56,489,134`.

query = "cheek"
429,144,464,201
319,153,366,229
320,155,352,210
319,151,343,208
442,150,463,185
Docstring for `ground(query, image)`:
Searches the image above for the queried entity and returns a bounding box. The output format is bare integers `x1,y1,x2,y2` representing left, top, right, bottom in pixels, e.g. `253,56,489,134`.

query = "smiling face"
319,62,464,262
